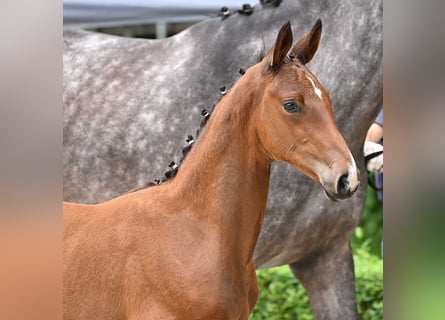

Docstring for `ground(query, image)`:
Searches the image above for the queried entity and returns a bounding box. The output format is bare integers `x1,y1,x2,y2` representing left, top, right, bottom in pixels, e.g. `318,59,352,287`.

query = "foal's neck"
171,67,271,265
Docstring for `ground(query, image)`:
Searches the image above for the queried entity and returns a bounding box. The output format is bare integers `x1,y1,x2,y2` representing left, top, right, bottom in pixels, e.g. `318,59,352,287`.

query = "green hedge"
249,248,383,320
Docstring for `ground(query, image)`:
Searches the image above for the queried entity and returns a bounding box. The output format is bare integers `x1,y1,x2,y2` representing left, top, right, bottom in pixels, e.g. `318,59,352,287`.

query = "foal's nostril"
337,174,350,196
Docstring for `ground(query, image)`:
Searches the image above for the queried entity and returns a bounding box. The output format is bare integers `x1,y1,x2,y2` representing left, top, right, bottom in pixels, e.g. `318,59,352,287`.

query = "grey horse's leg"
289,241,358,320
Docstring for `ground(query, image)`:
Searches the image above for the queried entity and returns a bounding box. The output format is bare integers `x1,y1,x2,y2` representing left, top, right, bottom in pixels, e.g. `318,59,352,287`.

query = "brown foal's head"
255,20,359,200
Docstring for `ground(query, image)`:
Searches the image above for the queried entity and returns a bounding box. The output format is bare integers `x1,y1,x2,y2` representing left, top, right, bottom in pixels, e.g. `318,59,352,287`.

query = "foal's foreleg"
247,265,259,314
289,242,359,320
239,263,259,320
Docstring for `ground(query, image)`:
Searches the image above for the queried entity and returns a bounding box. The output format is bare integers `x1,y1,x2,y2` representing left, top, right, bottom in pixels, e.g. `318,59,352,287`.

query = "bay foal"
64,20,359,320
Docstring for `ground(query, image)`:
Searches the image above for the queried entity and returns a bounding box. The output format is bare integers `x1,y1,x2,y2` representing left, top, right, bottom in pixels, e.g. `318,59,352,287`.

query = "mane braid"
217,2,257,20
125,68,247,194
216,1,282,21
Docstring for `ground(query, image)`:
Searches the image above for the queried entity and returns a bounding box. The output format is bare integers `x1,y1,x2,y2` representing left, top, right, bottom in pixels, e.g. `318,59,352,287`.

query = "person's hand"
363,141,383,173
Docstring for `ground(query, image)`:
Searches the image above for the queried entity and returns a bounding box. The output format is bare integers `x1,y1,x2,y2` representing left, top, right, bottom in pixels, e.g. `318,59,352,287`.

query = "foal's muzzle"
323,174,360,202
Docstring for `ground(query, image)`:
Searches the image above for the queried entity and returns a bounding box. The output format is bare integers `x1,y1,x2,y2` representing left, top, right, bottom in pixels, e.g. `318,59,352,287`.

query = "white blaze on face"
306,74,322,99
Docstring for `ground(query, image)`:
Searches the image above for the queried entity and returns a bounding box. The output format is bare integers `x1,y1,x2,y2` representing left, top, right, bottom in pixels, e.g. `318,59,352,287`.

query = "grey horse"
63,0,382,318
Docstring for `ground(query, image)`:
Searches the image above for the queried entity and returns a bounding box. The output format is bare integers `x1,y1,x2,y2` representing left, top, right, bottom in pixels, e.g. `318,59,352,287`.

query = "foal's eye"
283,100,301,113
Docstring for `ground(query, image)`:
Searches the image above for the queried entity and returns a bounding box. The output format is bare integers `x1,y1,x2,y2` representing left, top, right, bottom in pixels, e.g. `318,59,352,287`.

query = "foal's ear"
291,19,322,65
271,21,293,69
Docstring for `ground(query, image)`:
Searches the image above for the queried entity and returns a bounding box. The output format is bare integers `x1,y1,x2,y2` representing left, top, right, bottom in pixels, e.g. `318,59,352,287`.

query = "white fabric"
63,0,256,29
363,141,383,173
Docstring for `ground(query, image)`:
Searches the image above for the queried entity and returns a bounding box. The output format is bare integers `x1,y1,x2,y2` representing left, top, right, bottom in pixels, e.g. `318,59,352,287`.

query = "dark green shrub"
250,266,312,320
354,247,383,319
249,248,382,320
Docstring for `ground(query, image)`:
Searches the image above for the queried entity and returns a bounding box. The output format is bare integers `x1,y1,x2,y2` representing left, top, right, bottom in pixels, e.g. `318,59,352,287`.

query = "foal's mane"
126,67,247,194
